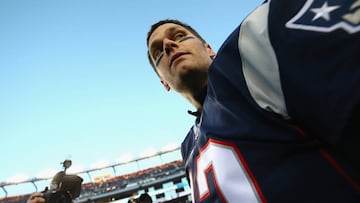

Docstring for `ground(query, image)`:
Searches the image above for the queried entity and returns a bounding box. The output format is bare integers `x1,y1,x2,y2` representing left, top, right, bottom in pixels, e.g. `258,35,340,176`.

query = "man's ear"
206,43,216,59
160,80,171,91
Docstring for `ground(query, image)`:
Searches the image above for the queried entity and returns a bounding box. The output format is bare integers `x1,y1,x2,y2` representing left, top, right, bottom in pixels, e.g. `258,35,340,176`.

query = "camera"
41,160,83,203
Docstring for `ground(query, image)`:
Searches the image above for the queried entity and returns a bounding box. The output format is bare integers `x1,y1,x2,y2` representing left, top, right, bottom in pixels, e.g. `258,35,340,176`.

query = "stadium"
0,147,192,203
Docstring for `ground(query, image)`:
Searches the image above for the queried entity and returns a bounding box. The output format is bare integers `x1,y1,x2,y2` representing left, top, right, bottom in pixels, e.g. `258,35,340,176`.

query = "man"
26,171,82,203
146,0,360,202
26,192,74,203
27,193,46,203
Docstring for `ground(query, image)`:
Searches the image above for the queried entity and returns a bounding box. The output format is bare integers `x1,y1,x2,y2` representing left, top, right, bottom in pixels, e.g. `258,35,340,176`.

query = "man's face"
148,23,215,94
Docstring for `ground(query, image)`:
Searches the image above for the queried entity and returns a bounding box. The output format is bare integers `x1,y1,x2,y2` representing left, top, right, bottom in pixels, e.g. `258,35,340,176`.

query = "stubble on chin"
174,67,207,93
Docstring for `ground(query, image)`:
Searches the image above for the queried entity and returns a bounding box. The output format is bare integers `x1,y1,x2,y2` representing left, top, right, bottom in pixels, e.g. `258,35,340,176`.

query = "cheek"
156,62,169,75
192,45,213,60
157,67,174,82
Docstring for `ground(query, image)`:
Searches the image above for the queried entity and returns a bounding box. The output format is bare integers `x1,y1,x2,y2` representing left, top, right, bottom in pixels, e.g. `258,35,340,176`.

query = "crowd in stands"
0,160,185,203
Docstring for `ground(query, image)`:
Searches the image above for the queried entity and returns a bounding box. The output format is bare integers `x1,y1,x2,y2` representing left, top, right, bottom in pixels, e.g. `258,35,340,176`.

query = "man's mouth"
170,52,187,68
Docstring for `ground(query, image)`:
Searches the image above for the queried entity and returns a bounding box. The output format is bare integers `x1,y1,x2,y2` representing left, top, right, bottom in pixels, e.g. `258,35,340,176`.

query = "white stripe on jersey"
239,1,289,118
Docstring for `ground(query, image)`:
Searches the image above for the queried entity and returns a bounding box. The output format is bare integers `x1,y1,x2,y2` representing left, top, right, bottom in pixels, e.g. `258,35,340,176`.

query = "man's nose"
163,38,178,55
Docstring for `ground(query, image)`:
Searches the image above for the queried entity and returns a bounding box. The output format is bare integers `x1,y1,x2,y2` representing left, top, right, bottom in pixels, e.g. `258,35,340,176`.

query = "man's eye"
174,33,185,41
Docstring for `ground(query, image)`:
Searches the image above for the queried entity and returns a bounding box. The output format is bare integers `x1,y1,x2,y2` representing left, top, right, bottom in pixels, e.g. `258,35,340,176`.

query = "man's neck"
184,85,207,110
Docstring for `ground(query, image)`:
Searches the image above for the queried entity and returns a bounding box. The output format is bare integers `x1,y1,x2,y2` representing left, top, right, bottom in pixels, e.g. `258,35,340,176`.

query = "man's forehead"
149,23,186,43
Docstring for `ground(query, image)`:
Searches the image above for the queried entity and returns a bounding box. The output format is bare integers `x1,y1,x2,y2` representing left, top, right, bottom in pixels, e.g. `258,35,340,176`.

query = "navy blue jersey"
181,0,360,202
